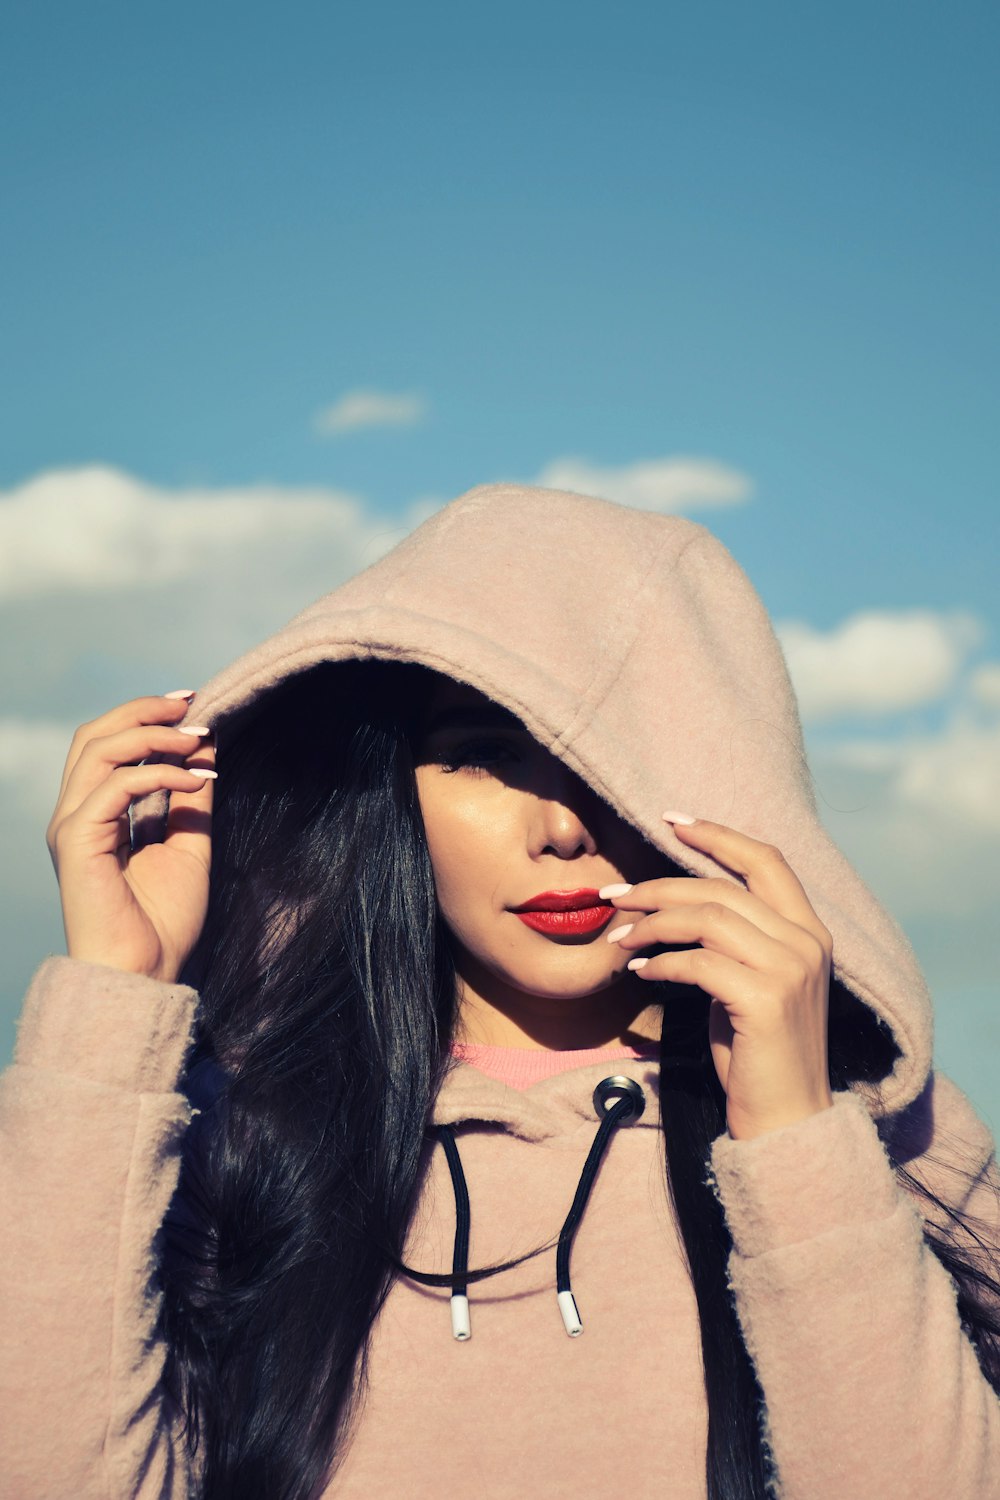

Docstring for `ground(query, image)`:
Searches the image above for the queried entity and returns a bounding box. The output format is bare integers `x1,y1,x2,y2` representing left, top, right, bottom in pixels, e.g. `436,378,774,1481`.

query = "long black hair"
157,658,1000,1500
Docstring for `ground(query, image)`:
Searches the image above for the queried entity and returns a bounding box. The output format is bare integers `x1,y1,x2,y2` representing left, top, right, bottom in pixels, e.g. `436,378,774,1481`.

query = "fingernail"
662,810,697,825
599,883,633,898
185,767,218,779
606,923,634,944
627,956,649,971
177,725,210,737
164,689,197,700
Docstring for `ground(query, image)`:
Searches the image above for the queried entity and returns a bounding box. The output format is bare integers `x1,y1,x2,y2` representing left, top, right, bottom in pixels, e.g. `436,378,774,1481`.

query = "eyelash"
439,737,518,776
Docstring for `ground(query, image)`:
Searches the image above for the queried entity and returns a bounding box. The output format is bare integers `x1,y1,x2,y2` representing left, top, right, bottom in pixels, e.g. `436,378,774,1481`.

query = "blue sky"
1,2,998,1121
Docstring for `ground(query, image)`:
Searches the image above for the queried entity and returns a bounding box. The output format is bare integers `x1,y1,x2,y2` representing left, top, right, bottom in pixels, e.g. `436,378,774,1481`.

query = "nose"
528,767,600,860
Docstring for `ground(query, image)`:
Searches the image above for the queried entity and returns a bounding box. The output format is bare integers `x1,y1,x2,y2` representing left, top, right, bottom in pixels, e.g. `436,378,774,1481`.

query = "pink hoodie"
2,481,999,1498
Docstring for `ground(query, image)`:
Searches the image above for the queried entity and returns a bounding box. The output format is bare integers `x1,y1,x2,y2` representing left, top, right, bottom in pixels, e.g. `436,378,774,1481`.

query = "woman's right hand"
46,692,217,984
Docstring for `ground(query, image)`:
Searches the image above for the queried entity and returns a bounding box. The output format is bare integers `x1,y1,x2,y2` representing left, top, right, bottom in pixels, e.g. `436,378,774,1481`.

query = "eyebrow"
420,703,526,736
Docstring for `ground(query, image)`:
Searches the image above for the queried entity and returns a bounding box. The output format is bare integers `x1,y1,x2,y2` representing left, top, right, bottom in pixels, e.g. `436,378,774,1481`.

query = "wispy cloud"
775,608,986,721
823,713,1000,831
0,465,414,772
969,661,1000,709
313,388,429,435
0,718,76,819
533,455,753,512
0,464,388,600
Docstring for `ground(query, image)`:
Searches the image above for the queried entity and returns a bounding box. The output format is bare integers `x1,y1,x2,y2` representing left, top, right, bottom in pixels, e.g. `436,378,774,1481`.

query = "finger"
163,737,215,868
56,695,199,807
664,817,830,947
56,722,214,826
610,903,794,975
604,878,825,964
626,946,826,1078
626,948,764,1016
55,762,219,862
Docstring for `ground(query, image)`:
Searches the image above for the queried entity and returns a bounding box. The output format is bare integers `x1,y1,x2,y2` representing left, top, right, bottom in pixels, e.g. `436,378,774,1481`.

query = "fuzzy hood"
132,480,931,1120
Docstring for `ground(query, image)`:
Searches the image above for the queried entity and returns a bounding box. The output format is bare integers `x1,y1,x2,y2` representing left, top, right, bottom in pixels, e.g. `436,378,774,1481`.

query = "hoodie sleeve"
705,1081,1000,1500
0,955,201,1500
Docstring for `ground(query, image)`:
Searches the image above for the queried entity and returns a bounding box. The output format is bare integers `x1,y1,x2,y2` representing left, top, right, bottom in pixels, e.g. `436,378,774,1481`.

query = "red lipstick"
511,888,615,936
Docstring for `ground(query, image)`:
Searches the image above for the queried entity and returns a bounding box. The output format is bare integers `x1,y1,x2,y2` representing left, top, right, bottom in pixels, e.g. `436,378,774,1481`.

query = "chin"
500,964,625,1001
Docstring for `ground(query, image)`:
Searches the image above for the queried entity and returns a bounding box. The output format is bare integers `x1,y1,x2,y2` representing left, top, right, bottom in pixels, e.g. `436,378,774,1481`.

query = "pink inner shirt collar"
448,1036,659,1091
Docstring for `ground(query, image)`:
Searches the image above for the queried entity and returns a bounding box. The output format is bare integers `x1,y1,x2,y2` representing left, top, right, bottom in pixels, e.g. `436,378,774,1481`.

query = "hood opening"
191,654,906,1104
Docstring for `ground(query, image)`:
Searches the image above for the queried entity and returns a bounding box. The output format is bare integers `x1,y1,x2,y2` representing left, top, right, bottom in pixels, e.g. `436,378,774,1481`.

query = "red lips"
511,889,615,936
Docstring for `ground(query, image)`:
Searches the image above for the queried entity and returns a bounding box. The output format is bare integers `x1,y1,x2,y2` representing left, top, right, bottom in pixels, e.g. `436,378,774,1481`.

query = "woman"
3,481,999,1500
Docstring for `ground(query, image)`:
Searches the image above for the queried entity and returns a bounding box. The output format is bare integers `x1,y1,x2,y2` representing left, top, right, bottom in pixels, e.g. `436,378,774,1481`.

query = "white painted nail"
606,923,634,944
164,689,197,700
627,956,649,971
177,725,210,737
185,767,218,779
662,810,697,825
599,883,633,898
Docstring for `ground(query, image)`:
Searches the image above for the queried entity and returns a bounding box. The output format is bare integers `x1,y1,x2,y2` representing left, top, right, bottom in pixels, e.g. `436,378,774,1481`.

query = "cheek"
417,780,509,910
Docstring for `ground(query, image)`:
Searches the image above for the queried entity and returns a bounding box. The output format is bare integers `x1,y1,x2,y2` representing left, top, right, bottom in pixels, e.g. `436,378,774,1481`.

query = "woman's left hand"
604,817,836,1142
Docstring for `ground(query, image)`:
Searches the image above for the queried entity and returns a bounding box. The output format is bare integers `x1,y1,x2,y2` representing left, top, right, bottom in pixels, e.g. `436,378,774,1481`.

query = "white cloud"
821,713,1000,831
0,464,390,600
533,455,754,512
969,661,1000,709
893,716,1000,827
0,719,75,820
313,388,429,435
775,608,986,721
0,464,420,766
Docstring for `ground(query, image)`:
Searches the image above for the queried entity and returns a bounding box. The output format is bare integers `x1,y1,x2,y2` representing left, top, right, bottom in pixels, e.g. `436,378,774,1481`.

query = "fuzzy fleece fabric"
2,481,998,1498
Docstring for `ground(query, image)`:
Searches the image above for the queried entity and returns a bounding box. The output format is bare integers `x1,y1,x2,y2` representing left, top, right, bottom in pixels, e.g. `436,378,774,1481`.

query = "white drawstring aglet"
557,1289,583,1337
450,1293,471,1340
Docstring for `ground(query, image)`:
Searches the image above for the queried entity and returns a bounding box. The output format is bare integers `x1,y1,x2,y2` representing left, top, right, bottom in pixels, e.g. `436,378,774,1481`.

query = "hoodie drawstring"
427,1074,646,1341
436,1124,473,1339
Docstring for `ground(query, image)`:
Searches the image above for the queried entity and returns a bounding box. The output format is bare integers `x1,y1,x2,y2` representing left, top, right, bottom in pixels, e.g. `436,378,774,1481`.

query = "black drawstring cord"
553,1091,635,1335
436,1123,472,1339
431,1075,646,1341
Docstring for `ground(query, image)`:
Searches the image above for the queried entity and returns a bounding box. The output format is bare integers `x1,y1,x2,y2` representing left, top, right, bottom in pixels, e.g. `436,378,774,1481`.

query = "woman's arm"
705,1078,1000,1500
1,688,218,1496
0,956,201,1500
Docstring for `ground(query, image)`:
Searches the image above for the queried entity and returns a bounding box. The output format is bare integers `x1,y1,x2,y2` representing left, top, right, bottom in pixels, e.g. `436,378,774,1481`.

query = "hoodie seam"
548,527,699,754
375,500,468,605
